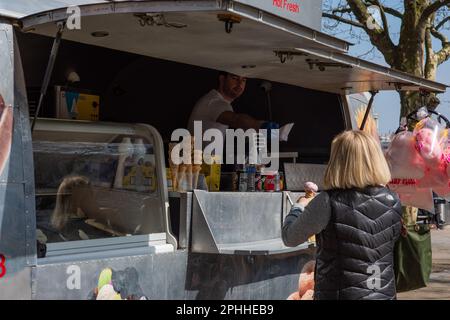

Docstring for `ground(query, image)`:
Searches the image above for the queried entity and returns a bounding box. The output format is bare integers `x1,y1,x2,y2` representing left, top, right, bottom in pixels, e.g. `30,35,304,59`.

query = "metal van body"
0,1,447,300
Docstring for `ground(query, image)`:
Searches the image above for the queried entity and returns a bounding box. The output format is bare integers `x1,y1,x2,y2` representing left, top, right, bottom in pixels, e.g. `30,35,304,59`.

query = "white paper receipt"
280,123,295,142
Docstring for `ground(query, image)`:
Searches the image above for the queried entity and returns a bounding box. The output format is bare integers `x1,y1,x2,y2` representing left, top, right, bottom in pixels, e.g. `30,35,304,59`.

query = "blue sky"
322,1,450,134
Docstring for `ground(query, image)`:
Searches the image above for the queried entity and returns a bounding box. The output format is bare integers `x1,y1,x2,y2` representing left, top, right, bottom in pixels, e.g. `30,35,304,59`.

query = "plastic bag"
417,166,448,189
385,131,425,179
388,178,420,193
413,114,447,167
395,224,432,292
397,188,435,213
443,146,450,178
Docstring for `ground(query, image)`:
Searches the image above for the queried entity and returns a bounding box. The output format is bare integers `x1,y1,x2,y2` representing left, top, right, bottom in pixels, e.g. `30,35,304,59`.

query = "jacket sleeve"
282,191,332,247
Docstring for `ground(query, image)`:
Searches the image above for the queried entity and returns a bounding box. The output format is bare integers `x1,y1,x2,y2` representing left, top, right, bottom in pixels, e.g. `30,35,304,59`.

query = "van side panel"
34,251,312,300
0,25,35,299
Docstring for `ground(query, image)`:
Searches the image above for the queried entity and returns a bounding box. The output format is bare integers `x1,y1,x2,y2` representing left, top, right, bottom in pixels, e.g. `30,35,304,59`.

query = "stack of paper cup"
192,149,203,189
177,164,188,191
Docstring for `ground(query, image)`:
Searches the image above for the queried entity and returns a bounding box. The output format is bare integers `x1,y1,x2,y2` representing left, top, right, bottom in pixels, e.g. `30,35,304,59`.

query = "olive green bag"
394,208,432,293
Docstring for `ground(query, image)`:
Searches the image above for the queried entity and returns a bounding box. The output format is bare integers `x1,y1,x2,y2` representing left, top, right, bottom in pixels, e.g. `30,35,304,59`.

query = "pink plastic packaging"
385,131,425,179
413,116,447,167
397,188,435,213
417,166,448,189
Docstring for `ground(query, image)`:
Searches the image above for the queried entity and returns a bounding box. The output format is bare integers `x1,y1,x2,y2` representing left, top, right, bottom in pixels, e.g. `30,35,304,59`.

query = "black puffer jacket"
314,186,402,300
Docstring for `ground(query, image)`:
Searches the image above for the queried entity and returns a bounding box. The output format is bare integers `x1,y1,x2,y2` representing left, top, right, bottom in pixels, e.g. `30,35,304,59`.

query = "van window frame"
32,118,177,264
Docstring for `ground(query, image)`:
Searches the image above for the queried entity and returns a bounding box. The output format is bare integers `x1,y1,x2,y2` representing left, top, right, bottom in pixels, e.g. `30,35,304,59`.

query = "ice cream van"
0,0,447,300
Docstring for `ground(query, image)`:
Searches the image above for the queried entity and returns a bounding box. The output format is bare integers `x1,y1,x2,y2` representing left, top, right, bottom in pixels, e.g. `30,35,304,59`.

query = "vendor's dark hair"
217,71,229,87
218,71,229,77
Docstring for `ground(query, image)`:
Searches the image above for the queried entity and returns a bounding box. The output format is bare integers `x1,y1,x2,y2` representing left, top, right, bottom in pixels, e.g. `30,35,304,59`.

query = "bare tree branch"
329,2,403,18
435,16,450,30
420,0,450,29
425,27,436,79
322,12,365,28
430,27,450,65
331,7,353,14
363,0,403,18
346,0,396,64
431,27,448,43
372,0,390,37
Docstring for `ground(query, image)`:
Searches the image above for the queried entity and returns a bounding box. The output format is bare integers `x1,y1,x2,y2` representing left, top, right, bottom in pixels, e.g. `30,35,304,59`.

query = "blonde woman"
282,130,402,300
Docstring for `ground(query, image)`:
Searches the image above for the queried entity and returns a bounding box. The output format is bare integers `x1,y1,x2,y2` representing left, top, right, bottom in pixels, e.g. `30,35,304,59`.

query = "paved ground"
397,226,450,300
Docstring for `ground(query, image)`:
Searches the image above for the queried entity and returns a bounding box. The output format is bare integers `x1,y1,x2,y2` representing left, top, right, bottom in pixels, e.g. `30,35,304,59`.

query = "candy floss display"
386,108,450,212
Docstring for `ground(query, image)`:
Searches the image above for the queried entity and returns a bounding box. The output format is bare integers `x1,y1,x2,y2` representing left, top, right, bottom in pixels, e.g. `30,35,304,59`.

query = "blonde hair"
51,176,89,230
324,130,391,190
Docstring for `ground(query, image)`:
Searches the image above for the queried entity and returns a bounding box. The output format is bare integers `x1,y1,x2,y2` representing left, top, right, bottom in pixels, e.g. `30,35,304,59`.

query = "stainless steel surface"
0,25,35,299
179,192,192,249
283,191,305,219
436,203,446,225
291,47,448,93
34,249,315,299
15,28,38,269
0,0,104,19
191,190,311,254
35,250,189,300
14,0,349,52
284,163,326,191
234,0,323,30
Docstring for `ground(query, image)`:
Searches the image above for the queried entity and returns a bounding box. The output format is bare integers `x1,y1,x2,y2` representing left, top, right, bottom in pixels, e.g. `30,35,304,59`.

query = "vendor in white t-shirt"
188,71,278,136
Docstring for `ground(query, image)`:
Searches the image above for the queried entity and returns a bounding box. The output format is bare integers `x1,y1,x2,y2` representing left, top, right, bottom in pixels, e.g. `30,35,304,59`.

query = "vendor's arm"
282,191,331,247
217,111,264,130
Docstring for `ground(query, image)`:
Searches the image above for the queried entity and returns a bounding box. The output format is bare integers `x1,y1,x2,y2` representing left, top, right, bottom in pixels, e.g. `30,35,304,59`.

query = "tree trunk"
399,91,441,124
394,52,440,118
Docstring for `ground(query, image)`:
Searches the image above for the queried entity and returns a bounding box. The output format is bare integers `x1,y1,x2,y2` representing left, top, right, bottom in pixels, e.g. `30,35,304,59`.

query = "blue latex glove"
261,122,280,130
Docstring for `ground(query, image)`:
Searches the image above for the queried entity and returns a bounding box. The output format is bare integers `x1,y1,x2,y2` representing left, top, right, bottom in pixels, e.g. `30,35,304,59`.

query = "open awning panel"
17,1,448,94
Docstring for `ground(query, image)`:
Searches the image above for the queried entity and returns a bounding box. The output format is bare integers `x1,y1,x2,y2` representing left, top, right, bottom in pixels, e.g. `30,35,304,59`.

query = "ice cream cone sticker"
0,94,13,176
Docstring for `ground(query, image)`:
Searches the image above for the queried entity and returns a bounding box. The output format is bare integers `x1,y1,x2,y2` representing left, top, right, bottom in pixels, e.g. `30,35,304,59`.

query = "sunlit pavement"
397,227,450,300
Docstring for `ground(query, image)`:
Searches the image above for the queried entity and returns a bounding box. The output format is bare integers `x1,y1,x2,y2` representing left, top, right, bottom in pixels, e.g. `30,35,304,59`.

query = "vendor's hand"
297,196,312,207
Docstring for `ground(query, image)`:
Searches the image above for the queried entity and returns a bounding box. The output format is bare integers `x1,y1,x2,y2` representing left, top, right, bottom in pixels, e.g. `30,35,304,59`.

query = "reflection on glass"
34,134,162,245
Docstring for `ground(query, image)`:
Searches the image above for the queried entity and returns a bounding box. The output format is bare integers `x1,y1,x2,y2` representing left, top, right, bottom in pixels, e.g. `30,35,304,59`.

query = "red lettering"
0,254,6,278
273,0,300,13
273,0,282,8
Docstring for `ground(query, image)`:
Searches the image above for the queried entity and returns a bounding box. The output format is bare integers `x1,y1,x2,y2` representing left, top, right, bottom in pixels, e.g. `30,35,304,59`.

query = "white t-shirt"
188,89,233,137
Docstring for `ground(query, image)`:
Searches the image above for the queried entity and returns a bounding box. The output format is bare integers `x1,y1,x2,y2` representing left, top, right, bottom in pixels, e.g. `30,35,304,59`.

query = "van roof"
2,0,351,53
0,0,102,19
5,0,449,94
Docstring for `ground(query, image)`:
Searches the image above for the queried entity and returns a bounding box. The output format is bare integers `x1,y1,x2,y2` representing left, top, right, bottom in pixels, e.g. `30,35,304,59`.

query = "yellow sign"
57,88,100,121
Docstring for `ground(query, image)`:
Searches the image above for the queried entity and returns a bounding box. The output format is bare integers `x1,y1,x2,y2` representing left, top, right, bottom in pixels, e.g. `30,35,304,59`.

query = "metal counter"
169,190,313,255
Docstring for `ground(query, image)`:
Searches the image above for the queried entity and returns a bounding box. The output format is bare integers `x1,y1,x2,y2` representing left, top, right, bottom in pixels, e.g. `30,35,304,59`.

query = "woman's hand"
297,196,312,207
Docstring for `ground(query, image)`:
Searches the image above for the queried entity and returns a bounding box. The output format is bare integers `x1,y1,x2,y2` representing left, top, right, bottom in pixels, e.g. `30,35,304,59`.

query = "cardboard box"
56,86,100,121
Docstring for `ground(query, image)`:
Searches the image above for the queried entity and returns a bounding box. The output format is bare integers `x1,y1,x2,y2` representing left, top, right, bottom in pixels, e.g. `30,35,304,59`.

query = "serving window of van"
33,119,174,259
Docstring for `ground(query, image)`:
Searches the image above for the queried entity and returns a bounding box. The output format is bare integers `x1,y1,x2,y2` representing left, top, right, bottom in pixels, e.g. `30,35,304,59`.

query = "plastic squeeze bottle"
114,137,133,189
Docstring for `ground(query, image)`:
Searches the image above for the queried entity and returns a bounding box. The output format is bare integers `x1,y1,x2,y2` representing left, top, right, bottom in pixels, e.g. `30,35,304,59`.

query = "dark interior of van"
17,24,349,250
18,32,346,165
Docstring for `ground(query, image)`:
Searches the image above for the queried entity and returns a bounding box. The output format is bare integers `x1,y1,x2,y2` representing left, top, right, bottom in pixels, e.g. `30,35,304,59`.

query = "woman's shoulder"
326,186,400,203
